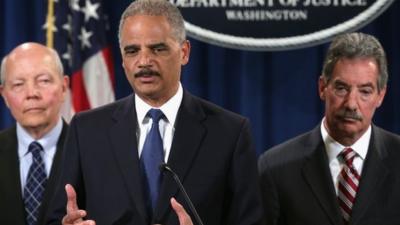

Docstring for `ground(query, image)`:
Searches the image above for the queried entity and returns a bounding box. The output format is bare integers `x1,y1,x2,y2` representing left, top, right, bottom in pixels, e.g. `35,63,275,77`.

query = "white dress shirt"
321,117,370,194
17,118,63,194
135,83,183,163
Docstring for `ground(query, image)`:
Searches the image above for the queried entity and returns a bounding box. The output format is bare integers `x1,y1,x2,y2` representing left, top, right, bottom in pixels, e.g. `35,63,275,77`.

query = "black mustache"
337,109,363,121
134,69,160,78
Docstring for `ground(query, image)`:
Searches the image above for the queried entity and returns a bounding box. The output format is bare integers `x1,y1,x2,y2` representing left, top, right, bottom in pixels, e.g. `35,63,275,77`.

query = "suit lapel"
350,126,389,225
302,126,344,225
0,127,26,225
108,95,149,224
155,91,206,222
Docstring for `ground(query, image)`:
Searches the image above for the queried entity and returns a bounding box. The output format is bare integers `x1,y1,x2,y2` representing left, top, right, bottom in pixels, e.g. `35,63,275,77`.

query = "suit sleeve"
258,154,280,225
44,116,85,224
226,118,264,225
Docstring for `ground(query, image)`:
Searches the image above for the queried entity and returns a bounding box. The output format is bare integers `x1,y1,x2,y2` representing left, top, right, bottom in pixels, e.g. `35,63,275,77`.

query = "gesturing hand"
62,184,96,225
170,197,194,225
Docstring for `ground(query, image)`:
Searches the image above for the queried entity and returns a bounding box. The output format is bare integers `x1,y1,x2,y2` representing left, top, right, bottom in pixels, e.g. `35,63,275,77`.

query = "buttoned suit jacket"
258,124,400,225
0,122,68,225
46,91,263,225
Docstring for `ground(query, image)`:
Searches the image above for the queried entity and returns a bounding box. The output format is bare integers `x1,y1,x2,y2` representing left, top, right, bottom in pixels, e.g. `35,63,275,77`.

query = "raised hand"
62,184,96,225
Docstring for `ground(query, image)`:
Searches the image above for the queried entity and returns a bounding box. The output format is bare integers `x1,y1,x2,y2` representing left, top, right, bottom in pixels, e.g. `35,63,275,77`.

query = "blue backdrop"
1,0,400,155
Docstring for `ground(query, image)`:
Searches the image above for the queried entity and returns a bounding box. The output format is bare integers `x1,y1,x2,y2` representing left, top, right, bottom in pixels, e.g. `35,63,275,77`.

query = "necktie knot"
147,109,164,124
28,141,44,160
340,147,357,166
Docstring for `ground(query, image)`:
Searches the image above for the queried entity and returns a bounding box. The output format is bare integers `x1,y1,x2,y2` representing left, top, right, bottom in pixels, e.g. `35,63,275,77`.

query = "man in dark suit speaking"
0,43,69,225
46,0,263,225
259,32,400,225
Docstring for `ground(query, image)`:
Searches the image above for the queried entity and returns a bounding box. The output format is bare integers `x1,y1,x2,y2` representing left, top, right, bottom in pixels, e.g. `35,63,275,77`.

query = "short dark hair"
118,0,186,44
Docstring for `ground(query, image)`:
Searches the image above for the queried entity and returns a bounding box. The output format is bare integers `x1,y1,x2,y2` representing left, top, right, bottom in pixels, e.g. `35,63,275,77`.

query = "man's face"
319,57,386,145
120,14,190,106
0,45,68,134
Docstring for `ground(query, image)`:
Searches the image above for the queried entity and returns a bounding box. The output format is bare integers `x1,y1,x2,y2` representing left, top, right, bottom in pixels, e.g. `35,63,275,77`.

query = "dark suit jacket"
0,122,68,225
46,91,263,225
258,124,400,225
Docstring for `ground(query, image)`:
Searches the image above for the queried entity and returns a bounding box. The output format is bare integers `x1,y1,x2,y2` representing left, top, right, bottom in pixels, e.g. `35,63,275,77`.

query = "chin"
341,126,365,137
140,89,163,98
22,119,48,128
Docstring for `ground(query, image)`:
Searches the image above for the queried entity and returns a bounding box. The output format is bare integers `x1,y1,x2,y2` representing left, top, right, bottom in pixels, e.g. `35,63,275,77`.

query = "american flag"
43,0,115,121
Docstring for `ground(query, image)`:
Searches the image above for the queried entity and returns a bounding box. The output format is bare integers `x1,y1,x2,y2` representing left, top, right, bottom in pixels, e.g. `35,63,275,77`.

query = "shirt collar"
321,117,370,162
17,118,63,157
135,82,183,125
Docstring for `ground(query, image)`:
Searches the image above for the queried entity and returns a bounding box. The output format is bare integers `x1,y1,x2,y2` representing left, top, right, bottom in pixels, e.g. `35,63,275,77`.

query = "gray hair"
0,57,7,85
321,32,388,92
118,0,186,44
0,44,64,85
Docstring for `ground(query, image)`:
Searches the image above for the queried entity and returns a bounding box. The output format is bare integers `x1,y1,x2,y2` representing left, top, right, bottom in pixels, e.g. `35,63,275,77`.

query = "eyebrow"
333,80,348,86
358,82,375,88
123,42,169,53
333,79,375,88
148,42,168,49
123,45,139,52
9,78,25,82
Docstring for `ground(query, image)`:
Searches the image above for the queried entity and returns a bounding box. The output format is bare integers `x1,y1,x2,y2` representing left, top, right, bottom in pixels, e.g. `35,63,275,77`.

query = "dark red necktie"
337,147,360,224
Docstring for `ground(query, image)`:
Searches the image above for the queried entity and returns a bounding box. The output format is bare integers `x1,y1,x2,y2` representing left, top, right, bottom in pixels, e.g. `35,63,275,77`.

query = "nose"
344,89,358,111
26,82,40,99
137,50,153,68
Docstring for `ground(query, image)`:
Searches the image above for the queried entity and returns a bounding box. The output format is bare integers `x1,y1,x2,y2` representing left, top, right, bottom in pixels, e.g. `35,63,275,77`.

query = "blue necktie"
24,141,47,225
140,109,165,214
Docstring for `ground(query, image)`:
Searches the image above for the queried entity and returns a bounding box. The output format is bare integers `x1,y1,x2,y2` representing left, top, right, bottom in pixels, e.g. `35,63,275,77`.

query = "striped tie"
337,147,360,224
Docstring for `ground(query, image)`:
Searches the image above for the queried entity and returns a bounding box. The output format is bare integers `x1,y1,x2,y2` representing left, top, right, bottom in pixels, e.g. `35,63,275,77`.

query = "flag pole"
45,0,55,48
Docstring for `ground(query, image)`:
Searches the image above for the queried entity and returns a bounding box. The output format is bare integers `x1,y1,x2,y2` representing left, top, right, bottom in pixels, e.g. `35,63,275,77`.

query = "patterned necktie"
24,141,47,225
337,147,360,224
140,109,165,215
